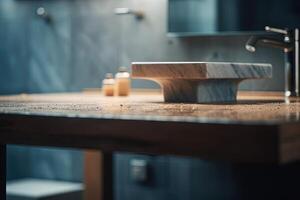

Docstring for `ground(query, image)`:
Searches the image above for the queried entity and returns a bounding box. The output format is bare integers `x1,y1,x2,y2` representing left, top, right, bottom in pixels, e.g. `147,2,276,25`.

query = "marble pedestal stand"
132,62,272,103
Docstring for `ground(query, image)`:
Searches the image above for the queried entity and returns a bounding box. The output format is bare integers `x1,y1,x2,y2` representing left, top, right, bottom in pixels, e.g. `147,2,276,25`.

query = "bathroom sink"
131,62,272,103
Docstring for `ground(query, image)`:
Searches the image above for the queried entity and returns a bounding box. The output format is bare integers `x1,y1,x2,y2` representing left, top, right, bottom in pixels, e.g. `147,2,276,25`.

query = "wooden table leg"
0,144,6,200
84,151,113,200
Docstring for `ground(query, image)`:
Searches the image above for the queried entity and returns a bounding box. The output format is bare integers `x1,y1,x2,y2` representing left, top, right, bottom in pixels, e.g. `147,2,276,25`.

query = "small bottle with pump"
102,73,115,96
115,67,131,96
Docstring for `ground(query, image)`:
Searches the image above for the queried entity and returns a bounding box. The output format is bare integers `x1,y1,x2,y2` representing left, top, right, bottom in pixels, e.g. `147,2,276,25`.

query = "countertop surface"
0,91,300,164
0,91,299,124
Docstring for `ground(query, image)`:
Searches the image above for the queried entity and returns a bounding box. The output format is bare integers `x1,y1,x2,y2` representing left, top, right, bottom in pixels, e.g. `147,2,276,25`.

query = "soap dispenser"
115,67,131,96
102,73,115,96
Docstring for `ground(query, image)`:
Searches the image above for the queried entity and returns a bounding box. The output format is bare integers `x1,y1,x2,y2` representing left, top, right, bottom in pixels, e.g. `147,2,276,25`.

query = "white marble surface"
132,62,272,79
132,62,272,103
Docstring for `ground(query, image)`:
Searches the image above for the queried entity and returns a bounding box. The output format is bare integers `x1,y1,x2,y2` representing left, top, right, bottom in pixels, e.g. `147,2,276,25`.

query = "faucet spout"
245,26,299,97
246,36,293,53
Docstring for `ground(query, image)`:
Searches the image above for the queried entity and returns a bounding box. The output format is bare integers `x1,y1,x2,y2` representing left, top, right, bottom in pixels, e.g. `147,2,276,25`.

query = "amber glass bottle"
115,67,130,96
102,73,115,96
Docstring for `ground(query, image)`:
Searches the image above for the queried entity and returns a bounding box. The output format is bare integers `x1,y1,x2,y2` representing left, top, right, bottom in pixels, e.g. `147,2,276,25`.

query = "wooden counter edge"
279,123,300,164
0,113,288,164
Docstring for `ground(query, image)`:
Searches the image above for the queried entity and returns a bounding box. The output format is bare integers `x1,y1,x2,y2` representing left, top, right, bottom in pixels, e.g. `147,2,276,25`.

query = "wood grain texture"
84,151,113,200
84,151,102,200
0,92,299,164
132,62,272,103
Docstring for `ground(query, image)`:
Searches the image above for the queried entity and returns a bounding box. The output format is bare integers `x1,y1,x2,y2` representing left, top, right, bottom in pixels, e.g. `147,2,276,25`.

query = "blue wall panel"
1,0,296,199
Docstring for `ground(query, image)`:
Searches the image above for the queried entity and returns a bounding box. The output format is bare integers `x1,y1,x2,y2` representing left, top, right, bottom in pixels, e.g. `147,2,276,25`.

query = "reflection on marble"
132,62,272,103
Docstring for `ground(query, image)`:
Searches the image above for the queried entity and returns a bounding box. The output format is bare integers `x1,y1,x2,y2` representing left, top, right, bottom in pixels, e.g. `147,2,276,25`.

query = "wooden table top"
0,91,299,123
0,91,300,164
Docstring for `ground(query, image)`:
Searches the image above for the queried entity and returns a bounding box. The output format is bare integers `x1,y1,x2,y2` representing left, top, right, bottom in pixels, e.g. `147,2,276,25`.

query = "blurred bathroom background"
1,0,299,199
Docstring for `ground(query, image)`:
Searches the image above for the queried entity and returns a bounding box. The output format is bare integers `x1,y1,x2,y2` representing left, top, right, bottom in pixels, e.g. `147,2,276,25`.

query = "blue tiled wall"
115,154,300,200
7,146,82,182
0,0,285,95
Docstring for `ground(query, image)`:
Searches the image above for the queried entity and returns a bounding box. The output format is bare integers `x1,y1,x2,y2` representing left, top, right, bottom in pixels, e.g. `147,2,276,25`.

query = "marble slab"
132,62,272,103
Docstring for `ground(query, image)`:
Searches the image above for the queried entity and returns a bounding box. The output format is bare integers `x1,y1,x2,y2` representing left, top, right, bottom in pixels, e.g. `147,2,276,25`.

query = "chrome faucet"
245,26,299,97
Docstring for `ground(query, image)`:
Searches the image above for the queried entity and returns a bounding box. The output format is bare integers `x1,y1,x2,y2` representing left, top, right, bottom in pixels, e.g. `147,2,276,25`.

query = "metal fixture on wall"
130,159,149,183
246,26,299,97
114,8,144,19
36,7,52,24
